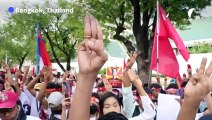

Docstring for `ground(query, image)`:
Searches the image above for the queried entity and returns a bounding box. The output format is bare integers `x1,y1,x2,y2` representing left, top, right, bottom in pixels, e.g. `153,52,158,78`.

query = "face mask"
51,109,62,115
90,105,98,115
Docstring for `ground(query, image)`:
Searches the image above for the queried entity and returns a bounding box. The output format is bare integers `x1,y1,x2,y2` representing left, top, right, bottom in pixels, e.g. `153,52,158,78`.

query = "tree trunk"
132,0,155,85
18,52,28,70
43,30,66,72
113,34,135,52
66,56,71,71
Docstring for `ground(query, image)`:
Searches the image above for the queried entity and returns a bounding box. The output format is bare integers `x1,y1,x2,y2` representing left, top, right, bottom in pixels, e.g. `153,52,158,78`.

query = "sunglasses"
0,105,16,117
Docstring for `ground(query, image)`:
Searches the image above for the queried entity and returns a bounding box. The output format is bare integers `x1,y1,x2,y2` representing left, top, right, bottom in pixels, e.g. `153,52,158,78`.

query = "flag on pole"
150,3,190,79
36,24,51,73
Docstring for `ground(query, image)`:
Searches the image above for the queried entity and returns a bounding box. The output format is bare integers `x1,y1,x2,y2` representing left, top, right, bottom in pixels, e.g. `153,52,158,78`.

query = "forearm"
27,77,39,90
7,70,14,85
122,71,131,87
134,80,147,96
61,108,67,120
37,81,47,101
177,99,200,120
204,94,212,115
22,70,29,85
14,78,21,96
69,73,96,120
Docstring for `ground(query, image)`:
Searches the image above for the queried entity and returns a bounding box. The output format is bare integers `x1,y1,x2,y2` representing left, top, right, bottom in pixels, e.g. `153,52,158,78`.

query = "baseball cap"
47,92,63,108
34,83,44,90
0,91,18,109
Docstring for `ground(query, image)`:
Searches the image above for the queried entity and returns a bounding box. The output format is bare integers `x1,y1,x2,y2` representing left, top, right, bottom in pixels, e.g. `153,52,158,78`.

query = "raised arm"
69,15,108,120
122,51,137,118
27,71,42,97
3,63,14,85
36,67,52,109
177,58,212,120
14,69,22,96
22,66,30,86
127,69,156,120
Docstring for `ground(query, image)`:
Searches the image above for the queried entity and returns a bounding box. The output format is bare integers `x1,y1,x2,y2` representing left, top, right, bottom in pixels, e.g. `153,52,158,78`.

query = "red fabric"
150,5,190,78
158,5,190,61
97,87,106,92
150,4,190,79
38,26,51,67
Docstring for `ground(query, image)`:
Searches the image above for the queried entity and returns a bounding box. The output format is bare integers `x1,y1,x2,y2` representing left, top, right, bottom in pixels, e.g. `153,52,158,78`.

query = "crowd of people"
0,15,212,120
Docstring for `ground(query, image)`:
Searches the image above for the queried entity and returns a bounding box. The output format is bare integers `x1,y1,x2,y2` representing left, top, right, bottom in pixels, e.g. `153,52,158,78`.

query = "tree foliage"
189,43,212,54
0,0,86,71
84,0,211,83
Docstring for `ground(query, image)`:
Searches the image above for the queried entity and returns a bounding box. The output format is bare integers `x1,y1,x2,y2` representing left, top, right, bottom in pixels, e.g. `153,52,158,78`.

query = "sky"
0,0,212,23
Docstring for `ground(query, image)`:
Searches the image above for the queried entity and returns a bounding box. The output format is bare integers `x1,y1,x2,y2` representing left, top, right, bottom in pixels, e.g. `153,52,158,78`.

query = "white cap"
47,92,63,108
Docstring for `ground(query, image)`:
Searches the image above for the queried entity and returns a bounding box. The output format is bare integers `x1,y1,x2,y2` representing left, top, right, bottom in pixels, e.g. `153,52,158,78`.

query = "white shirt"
23,85,40,117
19,91,31,115
26,116,41,120
122,85,156,120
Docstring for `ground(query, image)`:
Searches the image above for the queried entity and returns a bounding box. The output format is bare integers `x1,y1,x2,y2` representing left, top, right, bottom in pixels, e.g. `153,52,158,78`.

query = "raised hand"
43,67,52,82
102,77,112,92
62,97,72,109
126,51,137,70
184,58,212,104
2,62,9,71
78,15,108,75
127,69,142,86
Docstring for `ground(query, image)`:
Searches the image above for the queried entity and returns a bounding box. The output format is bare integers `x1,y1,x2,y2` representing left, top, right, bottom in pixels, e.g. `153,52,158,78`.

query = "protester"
90,92,100,120
0,90,40,120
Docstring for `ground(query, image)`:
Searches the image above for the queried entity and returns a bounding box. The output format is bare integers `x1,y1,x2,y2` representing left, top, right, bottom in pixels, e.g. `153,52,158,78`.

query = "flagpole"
156,0,160,75
36,23,39,76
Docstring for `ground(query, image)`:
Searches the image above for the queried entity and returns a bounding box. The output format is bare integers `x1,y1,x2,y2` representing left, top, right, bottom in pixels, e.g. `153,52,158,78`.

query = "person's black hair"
181,81,188,88
47,82,57,89
54,83,62,89
98,111,127,120
144,87,152,95
150,83,162,89
99,92,121,117
143,83,149,88
132,84,136,91
92,92,100,100
166,83,178,90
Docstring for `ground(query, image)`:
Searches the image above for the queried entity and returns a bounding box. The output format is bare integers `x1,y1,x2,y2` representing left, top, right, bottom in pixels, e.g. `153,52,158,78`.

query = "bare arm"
3,64,14,85
69,15,108,120
127,69,156,119
22,66,30,85
177,58,212,120
203,93,212,115
61,97,71,120
14,70,22,96
36,67,51,110
27,74,40,97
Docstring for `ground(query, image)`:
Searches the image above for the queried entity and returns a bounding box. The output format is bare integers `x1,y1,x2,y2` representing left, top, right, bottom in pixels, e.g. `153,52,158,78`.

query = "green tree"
86,0,211,84
1,0,86,71
189,43,212,53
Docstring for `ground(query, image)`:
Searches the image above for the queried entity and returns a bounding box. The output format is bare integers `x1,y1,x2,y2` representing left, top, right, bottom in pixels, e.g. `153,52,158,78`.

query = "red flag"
150,4,189,79
37,25,51,70
158,5,190,61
